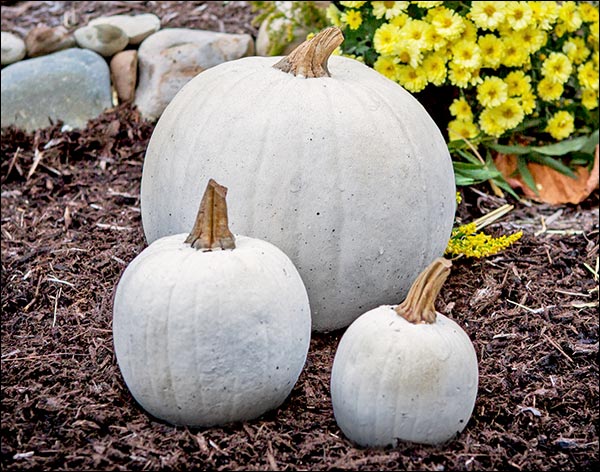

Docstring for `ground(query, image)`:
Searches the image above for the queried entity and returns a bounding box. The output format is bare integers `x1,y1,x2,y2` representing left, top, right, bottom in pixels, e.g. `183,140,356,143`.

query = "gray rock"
89,13,161,45
25,25,76,57
1,32,26,65
74,24,128,57
1,48,112,131
135,28,254,120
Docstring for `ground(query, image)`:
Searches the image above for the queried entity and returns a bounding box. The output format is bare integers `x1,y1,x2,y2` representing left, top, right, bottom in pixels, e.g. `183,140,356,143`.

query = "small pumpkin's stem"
272,27,344,78
394,258,452,324
185,179,235,251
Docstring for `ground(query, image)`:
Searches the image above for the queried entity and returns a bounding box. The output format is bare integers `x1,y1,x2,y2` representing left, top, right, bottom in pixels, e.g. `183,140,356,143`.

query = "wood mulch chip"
1,2,598,471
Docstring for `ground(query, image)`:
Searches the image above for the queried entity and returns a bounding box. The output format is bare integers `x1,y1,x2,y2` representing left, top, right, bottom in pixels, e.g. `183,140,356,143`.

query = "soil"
1,2,599,471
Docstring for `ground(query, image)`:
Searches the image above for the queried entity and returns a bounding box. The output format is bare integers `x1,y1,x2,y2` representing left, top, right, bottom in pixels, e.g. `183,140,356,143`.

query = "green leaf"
529,135,590,156
491,177,521,200
516,157,539,195
581,129,599,155
488,143,532,155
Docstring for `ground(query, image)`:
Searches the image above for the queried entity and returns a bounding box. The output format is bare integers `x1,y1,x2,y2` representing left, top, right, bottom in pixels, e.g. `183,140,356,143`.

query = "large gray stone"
134,28,254,121
1,48,112,131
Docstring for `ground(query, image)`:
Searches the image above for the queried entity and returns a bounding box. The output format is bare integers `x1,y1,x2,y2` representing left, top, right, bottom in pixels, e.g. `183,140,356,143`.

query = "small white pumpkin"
330,258,478,447
140,27,456,332
113,179,311,427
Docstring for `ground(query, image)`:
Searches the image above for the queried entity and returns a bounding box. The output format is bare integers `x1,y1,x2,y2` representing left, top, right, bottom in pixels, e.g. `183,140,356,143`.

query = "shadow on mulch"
1,99,598,471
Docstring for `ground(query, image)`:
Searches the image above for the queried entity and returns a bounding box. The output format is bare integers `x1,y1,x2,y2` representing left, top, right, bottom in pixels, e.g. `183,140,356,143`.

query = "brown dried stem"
185,179,235,251
394,258,452,324
272,26,344,78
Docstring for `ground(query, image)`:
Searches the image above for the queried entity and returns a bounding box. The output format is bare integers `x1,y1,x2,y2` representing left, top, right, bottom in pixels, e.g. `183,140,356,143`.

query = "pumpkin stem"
272,26,344,78
185,179,236,251
394,258,452,324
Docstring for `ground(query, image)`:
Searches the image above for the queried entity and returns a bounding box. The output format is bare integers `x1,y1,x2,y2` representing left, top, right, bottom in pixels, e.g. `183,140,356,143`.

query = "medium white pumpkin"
140,27,456,332
113,180,311,426
330,258,478,447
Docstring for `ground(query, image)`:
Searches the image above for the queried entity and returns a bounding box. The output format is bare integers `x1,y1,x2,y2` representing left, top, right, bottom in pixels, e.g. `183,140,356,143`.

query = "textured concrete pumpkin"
140,27,456,332
113,180,311,427
331,258,478,447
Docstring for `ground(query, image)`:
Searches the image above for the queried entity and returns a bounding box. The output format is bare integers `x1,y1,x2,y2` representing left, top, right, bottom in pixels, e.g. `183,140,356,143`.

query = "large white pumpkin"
330,258,479,447
140,27,456,332
113,180,311,426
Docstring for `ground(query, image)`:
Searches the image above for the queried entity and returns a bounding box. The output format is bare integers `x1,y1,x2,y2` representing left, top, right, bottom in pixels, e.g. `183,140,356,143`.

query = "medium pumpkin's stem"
394,258,452,324
185,179,235,251
273,26,344,78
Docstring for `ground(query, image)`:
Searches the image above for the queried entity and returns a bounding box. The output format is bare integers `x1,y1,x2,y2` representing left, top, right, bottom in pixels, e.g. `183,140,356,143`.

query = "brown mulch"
1,2,599,471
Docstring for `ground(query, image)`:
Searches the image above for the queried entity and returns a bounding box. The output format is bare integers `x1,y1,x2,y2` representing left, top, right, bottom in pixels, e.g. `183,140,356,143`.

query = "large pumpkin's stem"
185,179,235,251
394,258,452,324
272,27,344,78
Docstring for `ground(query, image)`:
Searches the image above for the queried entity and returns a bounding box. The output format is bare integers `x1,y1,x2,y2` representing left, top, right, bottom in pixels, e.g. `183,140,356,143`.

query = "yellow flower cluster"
328,1,599,143
445,222,523,259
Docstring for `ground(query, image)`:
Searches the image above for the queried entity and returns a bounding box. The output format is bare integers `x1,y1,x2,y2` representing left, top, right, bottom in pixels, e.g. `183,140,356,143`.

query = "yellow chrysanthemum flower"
541,52,573,84
424,25,447,51
341,9,363,30
477,76,508,108
390,12,410,29
373,23,401,56
469,1,507,30
479,108,507,137
493,98,525,130
373,55,398,80
501,36,530,67
505,71,532,96
537,78,564,101
519,90,537,115
478,34,504,69
504,2,533,31
448,63,473,88
396,40,423,68
451,40,481,69
371,1,408,20
340,1,366,8
580,2,599,23
545,110,575,140
422,53,447,85
578,61,599,91
448,119,480,141
581,88,599,110
558,1,583,32
462,19,479,42
450,97,473,120
397,64,428,93
531,1,559,30
427,6,465,41
415,1,443,8
326,4,342,27
515,27,547,54
589,21,599,44
400,19,431,49
562,37,591,65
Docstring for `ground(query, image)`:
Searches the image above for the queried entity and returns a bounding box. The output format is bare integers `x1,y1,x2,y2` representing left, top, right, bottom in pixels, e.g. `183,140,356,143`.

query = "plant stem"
394,257,452,324
185,179,235,251
272,26,344,78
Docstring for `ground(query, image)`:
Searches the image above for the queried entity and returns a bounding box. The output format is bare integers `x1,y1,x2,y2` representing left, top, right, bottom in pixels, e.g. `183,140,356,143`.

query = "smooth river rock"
1,48,112,131
74,24,128,57
1,31,26,65
89,13,161,45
